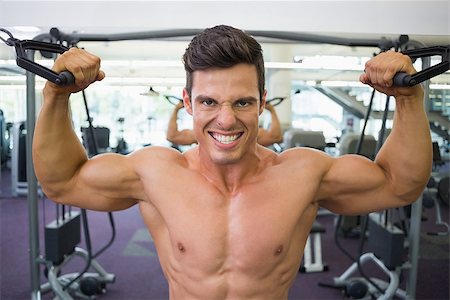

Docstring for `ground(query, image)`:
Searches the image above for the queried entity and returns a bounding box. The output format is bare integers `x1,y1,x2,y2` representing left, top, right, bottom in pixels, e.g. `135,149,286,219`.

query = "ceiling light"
12,26,41,33
140,86,160,96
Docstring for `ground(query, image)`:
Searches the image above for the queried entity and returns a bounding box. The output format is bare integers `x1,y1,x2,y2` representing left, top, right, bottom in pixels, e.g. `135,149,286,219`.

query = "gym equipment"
431,141,446,170
40,247,115,299
49,81,118,299
114,117,129,154
45,211,81,265
300,221,328,273
266,96,287,107
367,214,405,270
40,74,117,300
164,95,183,106
327,252,404,299
319,278,368,299
423,175,450,236
323,212,411,299
283,129,326,151
320,41,449,299
0,29,116,299
0,28,74,86
336,133,377,238
283,132,328,273
42,210,115,299
11,121,29,196
81,126,111,156
0,109,11,167
392,45,449,87
3,25,447,300
437,176,449,207
339,133,377,160
41,206,116,298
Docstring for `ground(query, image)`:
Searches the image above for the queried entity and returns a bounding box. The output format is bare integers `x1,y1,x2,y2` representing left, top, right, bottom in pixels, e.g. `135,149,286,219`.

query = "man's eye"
236,101,250,107
202,99,215,106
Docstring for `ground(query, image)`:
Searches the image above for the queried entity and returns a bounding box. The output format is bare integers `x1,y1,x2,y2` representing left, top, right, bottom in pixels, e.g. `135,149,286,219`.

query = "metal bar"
50,27,404,49
401,45,449,59
313,86,365,119
249,30,392,47
422,56,431,118
404,54,431,299
50,28,202,43
26,48,41,300
375,95,391,154
27,32,55,300
356,89,376,154
406,195,422,299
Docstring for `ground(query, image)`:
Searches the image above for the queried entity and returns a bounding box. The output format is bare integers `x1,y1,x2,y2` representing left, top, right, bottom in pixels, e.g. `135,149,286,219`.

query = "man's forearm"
375,94,432,201
33,90,88,196
166,108,180,142
267,107,283,142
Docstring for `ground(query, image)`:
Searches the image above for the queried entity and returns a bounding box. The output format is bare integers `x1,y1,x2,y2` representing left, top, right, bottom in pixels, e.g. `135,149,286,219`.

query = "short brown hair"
182,25,265,100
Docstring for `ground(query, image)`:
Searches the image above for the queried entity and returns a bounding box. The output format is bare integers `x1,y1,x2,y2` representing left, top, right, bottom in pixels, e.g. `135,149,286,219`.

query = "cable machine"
1,26,448,299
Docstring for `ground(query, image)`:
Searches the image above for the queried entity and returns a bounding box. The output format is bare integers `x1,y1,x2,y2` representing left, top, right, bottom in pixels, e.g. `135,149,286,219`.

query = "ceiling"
1,1,449,85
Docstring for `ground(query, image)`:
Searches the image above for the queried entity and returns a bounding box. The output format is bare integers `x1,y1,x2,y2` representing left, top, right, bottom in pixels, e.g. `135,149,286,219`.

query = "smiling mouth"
209,132,243,144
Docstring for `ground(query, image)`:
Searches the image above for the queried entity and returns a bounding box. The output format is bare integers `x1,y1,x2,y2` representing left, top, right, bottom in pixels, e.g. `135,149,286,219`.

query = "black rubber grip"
55,71,75,86
393,72,413,87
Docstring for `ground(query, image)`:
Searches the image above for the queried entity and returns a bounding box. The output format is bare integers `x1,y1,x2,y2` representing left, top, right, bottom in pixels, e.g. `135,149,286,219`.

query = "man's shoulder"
275,146,333,172
130,145,186,165
278,146,329,160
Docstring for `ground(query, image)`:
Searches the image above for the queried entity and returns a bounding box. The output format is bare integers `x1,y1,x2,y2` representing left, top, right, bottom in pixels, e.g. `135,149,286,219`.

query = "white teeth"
212,133,240,144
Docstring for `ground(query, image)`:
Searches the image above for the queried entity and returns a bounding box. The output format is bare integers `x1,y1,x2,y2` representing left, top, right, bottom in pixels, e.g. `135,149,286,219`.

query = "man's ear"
183,88,193,115
259,90,267,115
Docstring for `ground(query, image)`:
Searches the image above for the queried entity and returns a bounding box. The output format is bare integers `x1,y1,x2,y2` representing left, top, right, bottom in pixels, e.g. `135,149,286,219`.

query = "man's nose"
216,104,237,129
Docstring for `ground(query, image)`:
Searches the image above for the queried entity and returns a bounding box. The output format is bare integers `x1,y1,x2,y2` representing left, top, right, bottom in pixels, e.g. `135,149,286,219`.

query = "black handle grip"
393,72,414,87
55,71,75,86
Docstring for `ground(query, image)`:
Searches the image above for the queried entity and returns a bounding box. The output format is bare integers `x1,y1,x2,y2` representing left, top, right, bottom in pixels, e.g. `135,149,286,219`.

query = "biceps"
59,154,141,211
318,155,395,215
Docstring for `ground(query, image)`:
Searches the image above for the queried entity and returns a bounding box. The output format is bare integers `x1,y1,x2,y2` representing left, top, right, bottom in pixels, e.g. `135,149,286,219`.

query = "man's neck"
194,146,264,195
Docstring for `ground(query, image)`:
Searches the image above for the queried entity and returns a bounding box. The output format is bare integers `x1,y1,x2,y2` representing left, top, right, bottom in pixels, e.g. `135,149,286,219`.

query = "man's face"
183,64,266,165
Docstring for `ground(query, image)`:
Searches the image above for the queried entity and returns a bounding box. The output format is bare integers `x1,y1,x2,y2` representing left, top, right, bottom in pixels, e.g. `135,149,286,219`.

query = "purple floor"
1,166,449,300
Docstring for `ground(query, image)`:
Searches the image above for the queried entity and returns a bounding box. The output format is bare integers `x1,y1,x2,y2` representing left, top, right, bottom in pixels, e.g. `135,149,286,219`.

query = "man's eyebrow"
236,96,258,103
194,95,258,103
195,95,217,103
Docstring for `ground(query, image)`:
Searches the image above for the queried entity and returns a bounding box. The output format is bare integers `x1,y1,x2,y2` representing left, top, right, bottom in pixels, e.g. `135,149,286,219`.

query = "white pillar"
264,44,294,130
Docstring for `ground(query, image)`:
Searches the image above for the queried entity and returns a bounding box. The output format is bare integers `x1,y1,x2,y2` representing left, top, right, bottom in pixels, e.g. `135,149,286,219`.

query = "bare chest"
140,176,319,276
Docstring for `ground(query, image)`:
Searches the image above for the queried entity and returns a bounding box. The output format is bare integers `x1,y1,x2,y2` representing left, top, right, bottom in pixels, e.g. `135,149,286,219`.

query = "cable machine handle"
0,29,76,86
392,45,450,87
56,71,75,85
14,40,76,86
16,55,75,86
393,72,414,87
266,96,287,107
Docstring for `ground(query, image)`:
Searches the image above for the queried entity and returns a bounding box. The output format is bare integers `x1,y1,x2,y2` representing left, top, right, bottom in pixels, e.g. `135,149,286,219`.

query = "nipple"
177,242,186,253
274,245,283,256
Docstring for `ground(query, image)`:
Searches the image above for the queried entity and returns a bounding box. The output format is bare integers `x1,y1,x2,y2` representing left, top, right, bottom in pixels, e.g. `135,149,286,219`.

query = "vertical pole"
406,53,431,299
422,56,431,114
406,195,422,299
26,49,41,300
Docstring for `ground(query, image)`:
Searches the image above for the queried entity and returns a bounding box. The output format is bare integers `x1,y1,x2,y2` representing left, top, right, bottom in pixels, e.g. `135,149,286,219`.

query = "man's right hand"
45,48,105,97
265,103,275,112
175,101,185,111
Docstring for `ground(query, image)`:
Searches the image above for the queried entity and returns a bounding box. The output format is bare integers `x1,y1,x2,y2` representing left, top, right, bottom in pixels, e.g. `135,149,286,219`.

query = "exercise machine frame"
325,43,444,299
5,26,445,299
